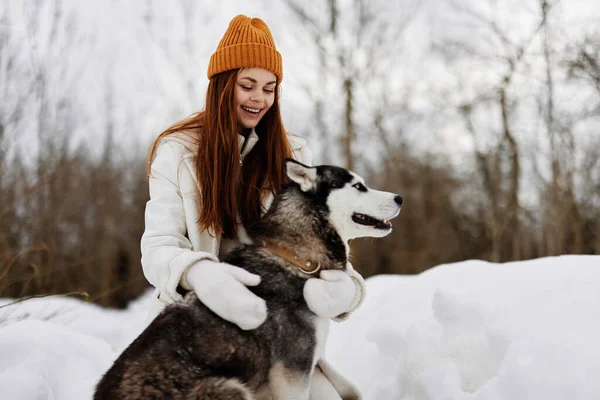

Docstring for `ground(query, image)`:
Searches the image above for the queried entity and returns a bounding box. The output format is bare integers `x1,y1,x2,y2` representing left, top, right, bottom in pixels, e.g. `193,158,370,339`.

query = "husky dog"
94,160,402,400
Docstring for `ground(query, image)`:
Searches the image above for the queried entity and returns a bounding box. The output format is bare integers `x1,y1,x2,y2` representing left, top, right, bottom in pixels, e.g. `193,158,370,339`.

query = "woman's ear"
285,159,317,192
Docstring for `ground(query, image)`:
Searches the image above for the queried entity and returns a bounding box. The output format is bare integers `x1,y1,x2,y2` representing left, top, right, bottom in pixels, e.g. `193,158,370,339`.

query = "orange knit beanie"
207,15,283,82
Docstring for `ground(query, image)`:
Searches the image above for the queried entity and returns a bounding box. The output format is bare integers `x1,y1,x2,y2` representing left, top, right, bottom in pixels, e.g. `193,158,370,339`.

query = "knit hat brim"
207,43,283,82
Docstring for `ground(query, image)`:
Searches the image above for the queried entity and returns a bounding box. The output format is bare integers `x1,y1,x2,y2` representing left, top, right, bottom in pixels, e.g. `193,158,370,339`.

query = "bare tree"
0,1,150,306
565,33,600,254
285,0,419,171
141,0,222,119
568,35,600,97
537,0,583,255
438,0,558,261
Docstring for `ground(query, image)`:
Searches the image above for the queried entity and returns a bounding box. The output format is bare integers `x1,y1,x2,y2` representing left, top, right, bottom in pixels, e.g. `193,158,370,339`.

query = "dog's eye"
352,183,367,192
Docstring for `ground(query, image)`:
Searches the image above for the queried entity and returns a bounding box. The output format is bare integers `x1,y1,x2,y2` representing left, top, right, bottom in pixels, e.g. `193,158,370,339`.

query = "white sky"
6,0,599,143
2,0,599,190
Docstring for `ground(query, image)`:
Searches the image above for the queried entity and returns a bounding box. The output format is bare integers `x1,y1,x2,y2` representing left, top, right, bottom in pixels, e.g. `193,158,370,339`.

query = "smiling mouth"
352,213,392,230
241,106,262,115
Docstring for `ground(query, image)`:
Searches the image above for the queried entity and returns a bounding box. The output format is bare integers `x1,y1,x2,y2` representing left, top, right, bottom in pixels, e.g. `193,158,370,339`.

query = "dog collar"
263,243,321,275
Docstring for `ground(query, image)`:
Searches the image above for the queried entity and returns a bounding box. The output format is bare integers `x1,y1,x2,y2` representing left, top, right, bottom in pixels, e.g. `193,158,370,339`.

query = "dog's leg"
187,377,254,400
267,363,311,400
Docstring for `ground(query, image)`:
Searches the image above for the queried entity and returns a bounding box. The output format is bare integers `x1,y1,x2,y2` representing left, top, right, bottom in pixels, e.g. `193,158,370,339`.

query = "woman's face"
234,68,277,131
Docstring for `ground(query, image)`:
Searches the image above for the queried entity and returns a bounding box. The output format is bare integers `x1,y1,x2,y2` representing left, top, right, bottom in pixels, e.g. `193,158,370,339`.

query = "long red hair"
148,69,293,238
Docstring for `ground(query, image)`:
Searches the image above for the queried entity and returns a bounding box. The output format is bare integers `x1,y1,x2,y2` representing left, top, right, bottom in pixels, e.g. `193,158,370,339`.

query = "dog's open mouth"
352,213,392,230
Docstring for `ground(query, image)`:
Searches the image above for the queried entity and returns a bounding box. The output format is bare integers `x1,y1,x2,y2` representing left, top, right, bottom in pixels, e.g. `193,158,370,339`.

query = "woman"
141,14,365,399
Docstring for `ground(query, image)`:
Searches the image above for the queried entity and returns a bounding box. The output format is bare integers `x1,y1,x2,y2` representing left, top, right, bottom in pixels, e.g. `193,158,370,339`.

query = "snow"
1,255,599,399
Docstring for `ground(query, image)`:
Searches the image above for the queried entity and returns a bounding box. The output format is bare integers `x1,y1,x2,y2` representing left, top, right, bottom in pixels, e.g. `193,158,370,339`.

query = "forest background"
1,0,599,307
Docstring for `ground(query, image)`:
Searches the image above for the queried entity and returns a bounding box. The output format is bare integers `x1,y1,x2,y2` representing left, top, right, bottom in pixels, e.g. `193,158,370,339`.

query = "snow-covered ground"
1,255,598,399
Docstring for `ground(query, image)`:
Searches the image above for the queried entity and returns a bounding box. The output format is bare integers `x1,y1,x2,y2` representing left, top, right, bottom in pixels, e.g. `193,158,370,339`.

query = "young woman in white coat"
141,14,366,400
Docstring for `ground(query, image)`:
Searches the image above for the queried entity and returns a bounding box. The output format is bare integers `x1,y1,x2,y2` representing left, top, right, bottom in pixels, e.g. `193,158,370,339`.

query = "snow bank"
327,255,600,399
1,255,599,399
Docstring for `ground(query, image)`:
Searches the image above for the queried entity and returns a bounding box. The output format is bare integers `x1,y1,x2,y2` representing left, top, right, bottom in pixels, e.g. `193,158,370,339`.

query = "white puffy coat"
141,129,364,399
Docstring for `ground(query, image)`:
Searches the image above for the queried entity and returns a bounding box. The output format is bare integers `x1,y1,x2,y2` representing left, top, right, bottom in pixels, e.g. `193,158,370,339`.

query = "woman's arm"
332,262,366,321
141,141,218,303
141,140,267,329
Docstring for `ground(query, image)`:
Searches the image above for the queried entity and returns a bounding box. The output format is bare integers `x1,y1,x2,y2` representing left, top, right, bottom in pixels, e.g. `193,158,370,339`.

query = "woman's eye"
241,85,252,90
263,88,274,93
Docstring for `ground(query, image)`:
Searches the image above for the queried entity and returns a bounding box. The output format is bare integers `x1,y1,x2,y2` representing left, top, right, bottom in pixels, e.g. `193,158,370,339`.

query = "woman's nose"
250,92,262,102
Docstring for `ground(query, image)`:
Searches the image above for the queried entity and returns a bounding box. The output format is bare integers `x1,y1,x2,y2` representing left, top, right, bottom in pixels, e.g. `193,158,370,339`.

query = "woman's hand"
186,260,267,330
303,270,356,319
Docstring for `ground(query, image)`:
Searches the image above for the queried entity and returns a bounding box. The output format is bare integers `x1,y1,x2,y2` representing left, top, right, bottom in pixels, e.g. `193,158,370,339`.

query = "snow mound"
0,320,113,400
326,255,600,400
1,256,599,399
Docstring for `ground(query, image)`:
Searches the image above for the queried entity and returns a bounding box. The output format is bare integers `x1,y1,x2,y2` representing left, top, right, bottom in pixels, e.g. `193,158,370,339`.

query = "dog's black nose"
394,195,403,205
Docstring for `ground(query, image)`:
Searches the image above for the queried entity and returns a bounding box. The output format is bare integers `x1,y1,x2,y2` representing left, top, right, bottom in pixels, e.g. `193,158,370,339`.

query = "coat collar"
238,129,259,162
238,130,309,151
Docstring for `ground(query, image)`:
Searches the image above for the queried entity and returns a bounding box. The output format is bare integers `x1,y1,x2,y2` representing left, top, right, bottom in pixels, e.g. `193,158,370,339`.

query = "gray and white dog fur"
94,159,402,400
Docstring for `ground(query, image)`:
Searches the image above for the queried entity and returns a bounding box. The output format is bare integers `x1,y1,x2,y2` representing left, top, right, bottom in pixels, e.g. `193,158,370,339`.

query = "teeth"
242,106,260,113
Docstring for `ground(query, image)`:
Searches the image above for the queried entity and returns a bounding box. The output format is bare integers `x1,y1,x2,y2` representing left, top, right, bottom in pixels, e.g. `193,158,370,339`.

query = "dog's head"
285,159,402,242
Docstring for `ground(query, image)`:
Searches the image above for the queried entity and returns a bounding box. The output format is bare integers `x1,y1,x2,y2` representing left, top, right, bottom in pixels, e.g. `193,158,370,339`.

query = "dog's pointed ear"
285,159,317,192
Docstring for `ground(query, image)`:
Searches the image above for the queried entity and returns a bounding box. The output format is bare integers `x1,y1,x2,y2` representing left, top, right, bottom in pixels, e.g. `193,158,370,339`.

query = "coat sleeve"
296,142,313,166
288,132,314,166
332,262,366,322
141,141,218,304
